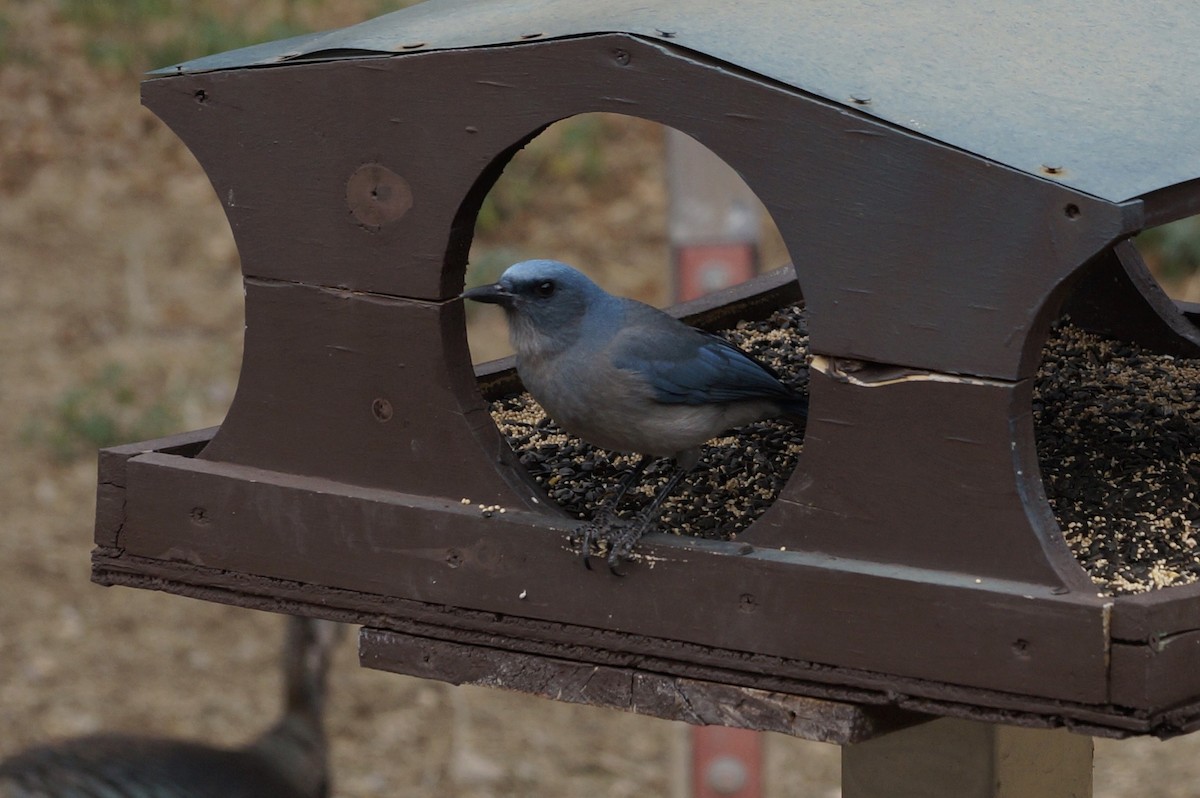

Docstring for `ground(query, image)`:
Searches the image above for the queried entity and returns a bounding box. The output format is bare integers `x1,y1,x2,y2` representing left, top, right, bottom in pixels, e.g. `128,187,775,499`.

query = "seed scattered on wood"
489,306,1200,595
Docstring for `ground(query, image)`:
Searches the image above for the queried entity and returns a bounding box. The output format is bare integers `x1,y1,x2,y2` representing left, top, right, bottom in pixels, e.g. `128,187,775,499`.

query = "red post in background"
690,724,765,798
666,128,765,798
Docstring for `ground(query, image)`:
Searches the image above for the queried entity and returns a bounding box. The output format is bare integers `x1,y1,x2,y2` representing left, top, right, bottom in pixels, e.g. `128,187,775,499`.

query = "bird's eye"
534,280,555,298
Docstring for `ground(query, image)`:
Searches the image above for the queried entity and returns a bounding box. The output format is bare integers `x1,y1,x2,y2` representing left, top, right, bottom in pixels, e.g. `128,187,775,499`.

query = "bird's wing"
610,309,794,406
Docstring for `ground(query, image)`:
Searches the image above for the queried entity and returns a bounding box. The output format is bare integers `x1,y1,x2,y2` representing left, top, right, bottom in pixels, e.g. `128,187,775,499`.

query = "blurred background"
2,1,1199,795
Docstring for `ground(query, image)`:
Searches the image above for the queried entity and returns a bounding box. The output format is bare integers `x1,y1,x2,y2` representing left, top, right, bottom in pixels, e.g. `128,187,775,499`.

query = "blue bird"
462,259,807,572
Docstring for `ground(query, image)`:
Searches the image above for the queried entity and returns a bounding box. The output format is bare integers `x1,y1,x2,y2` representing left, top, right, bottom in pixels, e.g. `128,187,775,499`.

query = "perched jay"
462,259,807,572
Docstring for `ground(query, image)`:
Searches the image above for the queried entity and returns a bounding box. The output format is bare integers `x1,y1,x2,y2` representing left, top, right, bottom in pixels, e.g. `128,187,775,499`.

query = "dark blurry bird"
462,259,807,571
0,615,343,798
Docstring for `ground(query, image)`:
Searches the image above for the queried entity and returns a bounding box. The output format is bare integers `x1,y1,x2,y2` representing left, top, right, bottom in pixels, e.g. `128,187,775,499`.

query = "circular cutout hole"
1137,214,1200,302
463,113,807,544
1034,318,1200,593
1038,217,1200,594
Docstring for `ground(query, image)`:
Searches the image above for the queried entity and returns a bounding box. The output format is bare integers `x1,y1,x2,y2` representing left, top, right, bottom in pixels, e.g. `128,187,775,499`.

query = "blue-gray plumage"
462,259,807,570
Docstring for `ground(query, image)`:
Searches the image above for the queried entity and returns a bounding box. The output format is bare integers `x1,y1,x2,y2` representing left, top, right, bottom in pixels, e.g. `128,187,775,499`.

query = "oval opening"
1036,216,1200,594
1138,215,1200,303
463,113,806,545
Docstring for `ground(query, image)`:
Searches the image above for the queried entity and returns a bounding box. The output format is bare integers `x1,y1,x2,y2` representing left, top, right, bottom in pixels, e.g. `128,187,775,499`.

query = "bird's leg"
604,465,691,574
579,455,654,570
605,454,654,511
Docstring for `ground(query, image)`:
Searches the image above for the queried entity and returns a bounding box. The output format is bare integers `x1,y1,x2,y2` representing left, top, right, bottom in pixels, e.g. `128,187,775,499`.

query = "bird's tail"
780,394,809,429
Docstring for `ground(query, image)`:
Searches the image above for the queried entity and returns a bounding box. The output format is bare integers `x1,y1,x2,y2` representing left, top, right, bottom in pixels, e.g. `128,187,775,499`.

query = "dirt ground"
3,3,1200,796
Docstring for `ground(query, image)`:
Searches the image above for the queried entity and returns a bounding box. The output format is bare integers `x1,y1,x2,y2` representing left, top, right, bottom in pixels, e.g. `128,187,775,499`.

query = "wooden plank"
195,279,537,507
96,547,1171,734
1109,580,1200,639
843,719,1093,798
1064,241,1200,359
359,627,923,745
94,428,218,547
1110,631,1200,712
745,366,1094,589
89,548,1157,735
115,450,1112,703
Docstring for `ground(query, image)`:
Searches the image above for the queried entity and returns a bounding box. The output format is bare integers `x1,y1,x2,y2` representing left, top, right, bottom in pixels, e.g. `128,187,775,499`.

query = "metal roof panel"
150,0,1200,204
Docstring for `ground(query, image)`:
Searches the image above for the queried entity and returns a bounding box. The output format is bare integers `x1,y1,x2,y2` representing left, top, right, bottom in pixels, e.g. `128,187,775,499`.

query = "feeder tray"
94,0,1200,740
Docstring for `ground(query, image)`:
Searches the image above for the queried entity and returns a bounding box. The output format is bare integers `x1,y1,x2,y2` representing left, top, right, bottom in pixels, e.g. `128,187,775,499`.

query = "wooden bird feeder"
95,0,1200,756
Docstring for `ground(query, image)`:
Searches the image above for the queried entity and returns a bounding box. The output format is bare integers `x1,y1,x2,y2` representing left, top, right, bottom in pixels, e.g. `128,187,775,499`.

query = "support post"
842,719,1093,798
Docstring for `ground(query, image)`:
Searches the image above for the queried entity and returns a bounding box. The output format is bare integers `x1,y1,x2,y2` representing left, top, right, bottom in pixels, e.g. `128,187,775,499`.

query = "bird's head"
461,259,610,353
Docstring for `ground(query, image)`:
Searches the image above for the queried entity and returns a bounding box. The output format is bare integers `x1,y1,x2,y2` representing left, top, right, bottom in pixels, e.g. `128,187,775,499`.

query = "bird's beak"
460,283,514,307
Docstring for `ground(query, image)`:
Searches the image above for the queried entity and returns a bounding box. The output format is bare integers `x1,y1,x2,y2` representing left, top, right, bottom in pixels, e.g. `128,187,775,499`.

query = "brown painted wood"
744,365,1093,589
94,428,217,547
111,23,1200,749
89,547,1170,737
359,627,924,744
112,448,1111,703
1140,176,1200,228
1109,581,1200,640
1063,240,1200,358
143,34,1131,380
197,278,539,503
1179,299,1200,324
1110,631,1200,712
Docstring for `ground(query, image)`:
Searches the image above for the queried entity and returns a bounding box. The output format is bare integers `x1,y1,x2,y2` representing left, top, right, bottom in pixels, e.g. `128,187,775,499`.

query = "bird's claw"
575,509,655,575
604,520,649,576
577,506,619,571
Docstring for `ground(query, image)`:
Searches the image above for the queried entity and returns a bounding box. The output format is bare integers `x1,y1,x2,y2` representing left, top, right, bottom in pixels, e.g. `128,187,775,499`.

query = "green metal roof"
152,0,1200,206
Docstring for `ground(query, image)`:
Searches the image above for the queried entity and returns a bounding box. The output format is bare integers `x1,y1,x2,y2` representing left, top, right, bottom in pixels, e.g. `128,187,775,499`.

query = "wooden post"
842,719,1093,798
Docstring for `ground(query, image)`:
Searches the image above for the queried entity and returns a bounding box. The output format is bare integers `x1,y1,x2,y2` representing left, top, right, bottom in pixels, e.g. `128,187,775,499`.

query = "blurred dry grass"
1,2,1199,796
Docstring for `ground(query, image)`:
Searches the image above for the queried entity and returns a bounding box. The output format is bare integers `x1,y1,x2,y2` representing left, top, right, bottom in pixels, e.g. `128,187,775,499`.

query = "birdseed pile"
1035,322,1200,594
489,307,1200,594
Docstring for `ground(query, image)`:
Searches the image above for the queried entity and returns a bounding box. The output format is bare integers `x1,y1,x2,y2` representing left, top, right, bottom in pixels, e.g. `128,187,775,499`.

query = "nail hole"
371,397,393,422
1064,203,1081,220
193,89,207,103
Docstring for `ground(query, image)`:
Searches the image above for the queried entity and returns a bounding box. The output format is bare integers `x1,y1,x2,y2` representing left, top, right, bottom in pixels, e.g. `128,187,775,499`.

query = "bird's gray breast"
518,348,771,459
518,349,644,450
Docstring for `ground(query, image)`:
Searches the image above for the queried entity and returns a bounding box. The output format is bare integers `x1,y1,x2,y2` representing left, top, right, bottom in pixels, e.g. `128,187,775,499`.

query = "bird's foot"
576,508,656,576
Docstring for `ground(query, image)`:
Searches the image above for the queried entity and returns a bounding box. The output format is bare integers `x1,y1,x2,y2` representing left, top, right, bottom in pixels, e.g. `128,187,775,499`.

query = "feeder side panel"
144,36,1130,381
116,449,1111,703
